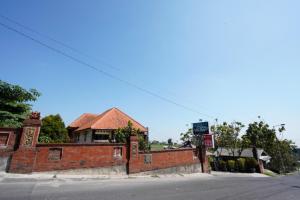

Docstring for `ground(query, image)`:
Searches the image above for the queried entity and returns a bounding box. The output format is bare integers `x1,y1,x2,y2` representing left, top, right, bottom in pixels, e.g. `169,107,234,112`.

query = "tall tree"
0,80,40,128
244,121,297,173
39,114,69,143
114,121,148,151
180,128,193,143
211,121,245,157
244,121,276,161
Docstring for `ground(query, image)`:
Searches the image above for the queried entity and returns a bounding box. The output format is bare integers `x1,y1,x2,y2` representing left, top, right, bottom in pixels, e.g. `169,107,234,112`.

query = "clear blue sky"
1,0,299,145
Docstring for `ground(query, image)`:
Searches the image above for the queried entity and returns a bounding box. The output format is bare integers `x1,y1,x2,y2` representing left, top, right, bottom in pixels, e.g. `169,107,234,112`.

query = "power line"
0,21,215,119
0,14,120,71
0,14,217,117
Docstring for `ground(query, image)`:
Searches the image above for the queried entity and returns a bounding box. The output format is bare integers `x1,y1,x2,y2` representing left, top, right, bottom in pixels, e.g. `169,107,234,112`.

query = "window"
94,134,110,140
77,134,80,142
48,148,63,161
144,154,152,164
84,133,87,142
0,132,9,146
113,147,122,158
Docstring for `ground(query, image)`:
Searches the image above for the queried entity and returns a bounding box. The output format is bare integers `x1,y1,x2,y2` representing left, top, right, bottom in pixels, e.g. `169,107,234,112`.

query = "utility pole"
273,124,286,174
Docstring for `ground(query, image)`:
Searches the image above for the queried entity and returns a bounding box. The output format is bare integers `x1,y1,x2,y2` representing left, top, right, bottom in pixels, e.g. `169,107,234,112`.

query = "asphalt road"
0,173,300,200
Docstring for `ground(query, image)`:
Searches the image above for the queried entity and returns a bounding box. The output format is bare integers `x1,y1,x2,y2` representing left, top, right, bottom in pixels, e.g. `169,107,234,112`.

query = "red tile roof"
68,113,98,128
70,108,147,133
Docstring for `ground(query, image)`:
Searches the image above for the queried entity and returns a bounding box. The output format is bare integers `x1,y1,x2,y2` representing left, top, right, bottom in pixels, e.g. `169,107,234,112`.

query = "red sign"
203,134,214,148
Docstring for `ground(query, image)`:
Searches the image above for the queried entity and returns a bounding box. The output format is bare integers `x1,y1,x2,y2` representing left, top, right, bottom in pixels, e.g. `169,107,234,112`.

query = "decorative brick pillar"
127,135,139,174
9,112,41,173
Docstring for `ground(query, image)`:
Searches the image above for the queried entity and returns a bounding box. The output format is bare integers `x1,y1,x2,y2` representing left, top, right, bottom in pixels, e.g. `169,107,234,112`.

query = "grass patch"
151,174,160,178
150,144,180,151
150,144,166,151
264,169,278,177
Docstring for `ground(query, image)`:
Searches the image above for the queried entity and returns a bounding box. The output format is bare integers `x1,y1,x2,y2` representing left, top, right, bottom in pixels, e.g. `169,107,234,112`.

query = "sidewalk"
211,171,269,178
0,171,213,182
0,170,270,183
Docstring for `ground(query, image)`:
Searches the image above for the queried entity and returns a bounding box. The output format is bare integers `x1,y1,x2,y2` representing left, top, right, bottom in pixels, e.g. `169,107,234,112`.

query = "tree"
115,121,136,143
39,114,69,143
180,128,192,142
244,121,297,173
244,121,276,160
150,140,159,145
167,138,173,147
114,121,149,151
0,80,40,128
211,121,245,157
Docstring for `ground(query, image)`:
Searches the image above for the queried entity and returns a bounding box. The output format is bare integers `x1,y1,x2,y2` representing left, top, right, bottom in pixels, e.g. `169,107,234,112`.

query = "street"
0,173,300,200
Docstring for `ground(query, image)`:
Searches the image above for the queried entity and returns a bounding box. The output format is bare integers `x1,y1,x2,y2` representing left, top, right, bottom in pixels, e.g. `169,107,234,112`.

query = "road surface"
0,173,300,200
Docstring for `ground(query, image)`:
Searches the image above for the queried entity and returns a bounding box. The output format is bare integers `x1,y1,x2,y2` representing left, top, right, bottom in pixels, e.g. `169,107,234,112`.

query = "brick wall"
0,128,20,157
8,132,207,174
8,148,37,173
32,143,127,172
129,148,199,173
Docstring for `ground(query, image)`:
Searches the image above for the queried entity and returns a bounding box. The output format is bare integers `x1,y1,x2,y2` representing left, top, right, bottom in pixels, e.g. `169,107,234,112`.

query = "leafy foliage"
243,121,297,173
219,160,227,171
0,80,41,128
236,158,246,171
138,134,150,151
39,114,69,143
227,160,236,171
210,120,297,174
180,128,197,146
115,121,136,143
245,157,258,170
212,122,245,156
180,128,193,142
167,138,173,147
114,121,149,151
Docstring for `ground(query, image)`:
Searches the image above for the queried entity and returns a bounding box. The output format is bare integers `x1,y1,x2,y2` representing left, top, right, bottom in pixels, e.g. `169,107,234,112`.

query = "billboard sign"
203,134,214,148
193,122,210,135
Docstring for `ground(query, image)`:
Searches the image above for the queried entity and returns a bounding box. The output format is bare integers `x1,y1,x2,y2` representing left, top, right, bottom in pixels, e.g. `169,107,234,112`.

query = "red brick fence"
0,117,208,174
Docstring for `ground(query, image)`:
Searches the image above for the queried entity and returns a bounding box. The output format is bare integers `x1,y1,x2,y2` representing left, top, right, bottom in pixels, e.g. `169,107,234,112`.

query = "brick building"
67,107,148,143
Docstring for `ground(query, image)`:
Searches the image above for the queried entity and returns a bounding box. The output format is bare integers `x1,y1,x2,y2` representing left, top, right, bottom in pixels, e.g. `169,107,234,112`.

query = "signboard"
203,134,214,148
193,122,210,135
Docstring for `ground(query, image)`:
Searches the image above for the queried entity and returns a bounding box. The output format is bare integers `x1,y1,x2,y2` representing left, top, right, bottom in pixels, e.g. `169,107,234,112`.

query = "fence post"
8,112,41,173
127,135,139,174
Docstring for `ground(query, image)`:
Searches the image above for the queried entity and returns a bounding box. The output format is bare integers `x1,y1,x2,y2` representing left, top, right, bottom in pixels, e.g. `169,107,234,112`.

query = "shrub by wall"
236,158,246,171
219,160,227,171
245,157,258,172
227,160,235,172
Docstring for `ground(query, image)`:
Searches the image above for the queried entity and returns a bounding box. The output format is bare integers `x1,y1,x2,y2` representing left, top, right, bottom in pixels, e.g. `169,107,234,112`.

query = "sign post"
193,122,211,173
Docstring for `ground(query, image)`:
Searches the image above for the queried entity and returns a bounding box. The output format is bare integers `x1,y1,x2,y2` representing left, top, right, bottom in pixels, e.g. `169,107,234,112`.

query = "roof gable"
68,113,97,128
75,108,147,132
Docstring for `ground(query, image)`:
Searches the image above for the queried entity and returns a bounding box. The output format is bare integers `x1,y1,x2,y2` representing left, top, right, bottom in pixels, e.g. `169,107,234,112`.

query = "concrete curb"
0,172,213,182
211,171,269,178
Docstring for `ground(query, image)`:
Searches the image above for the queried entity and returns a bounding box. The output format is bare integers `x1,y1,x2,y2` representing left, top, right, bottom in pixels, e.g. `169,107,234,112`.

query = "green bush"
138,135,147,151
227,160,236,172
219,160,227,171
246,157,258,171
38,135,52,143
236,158,246,172
208,156,214,170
